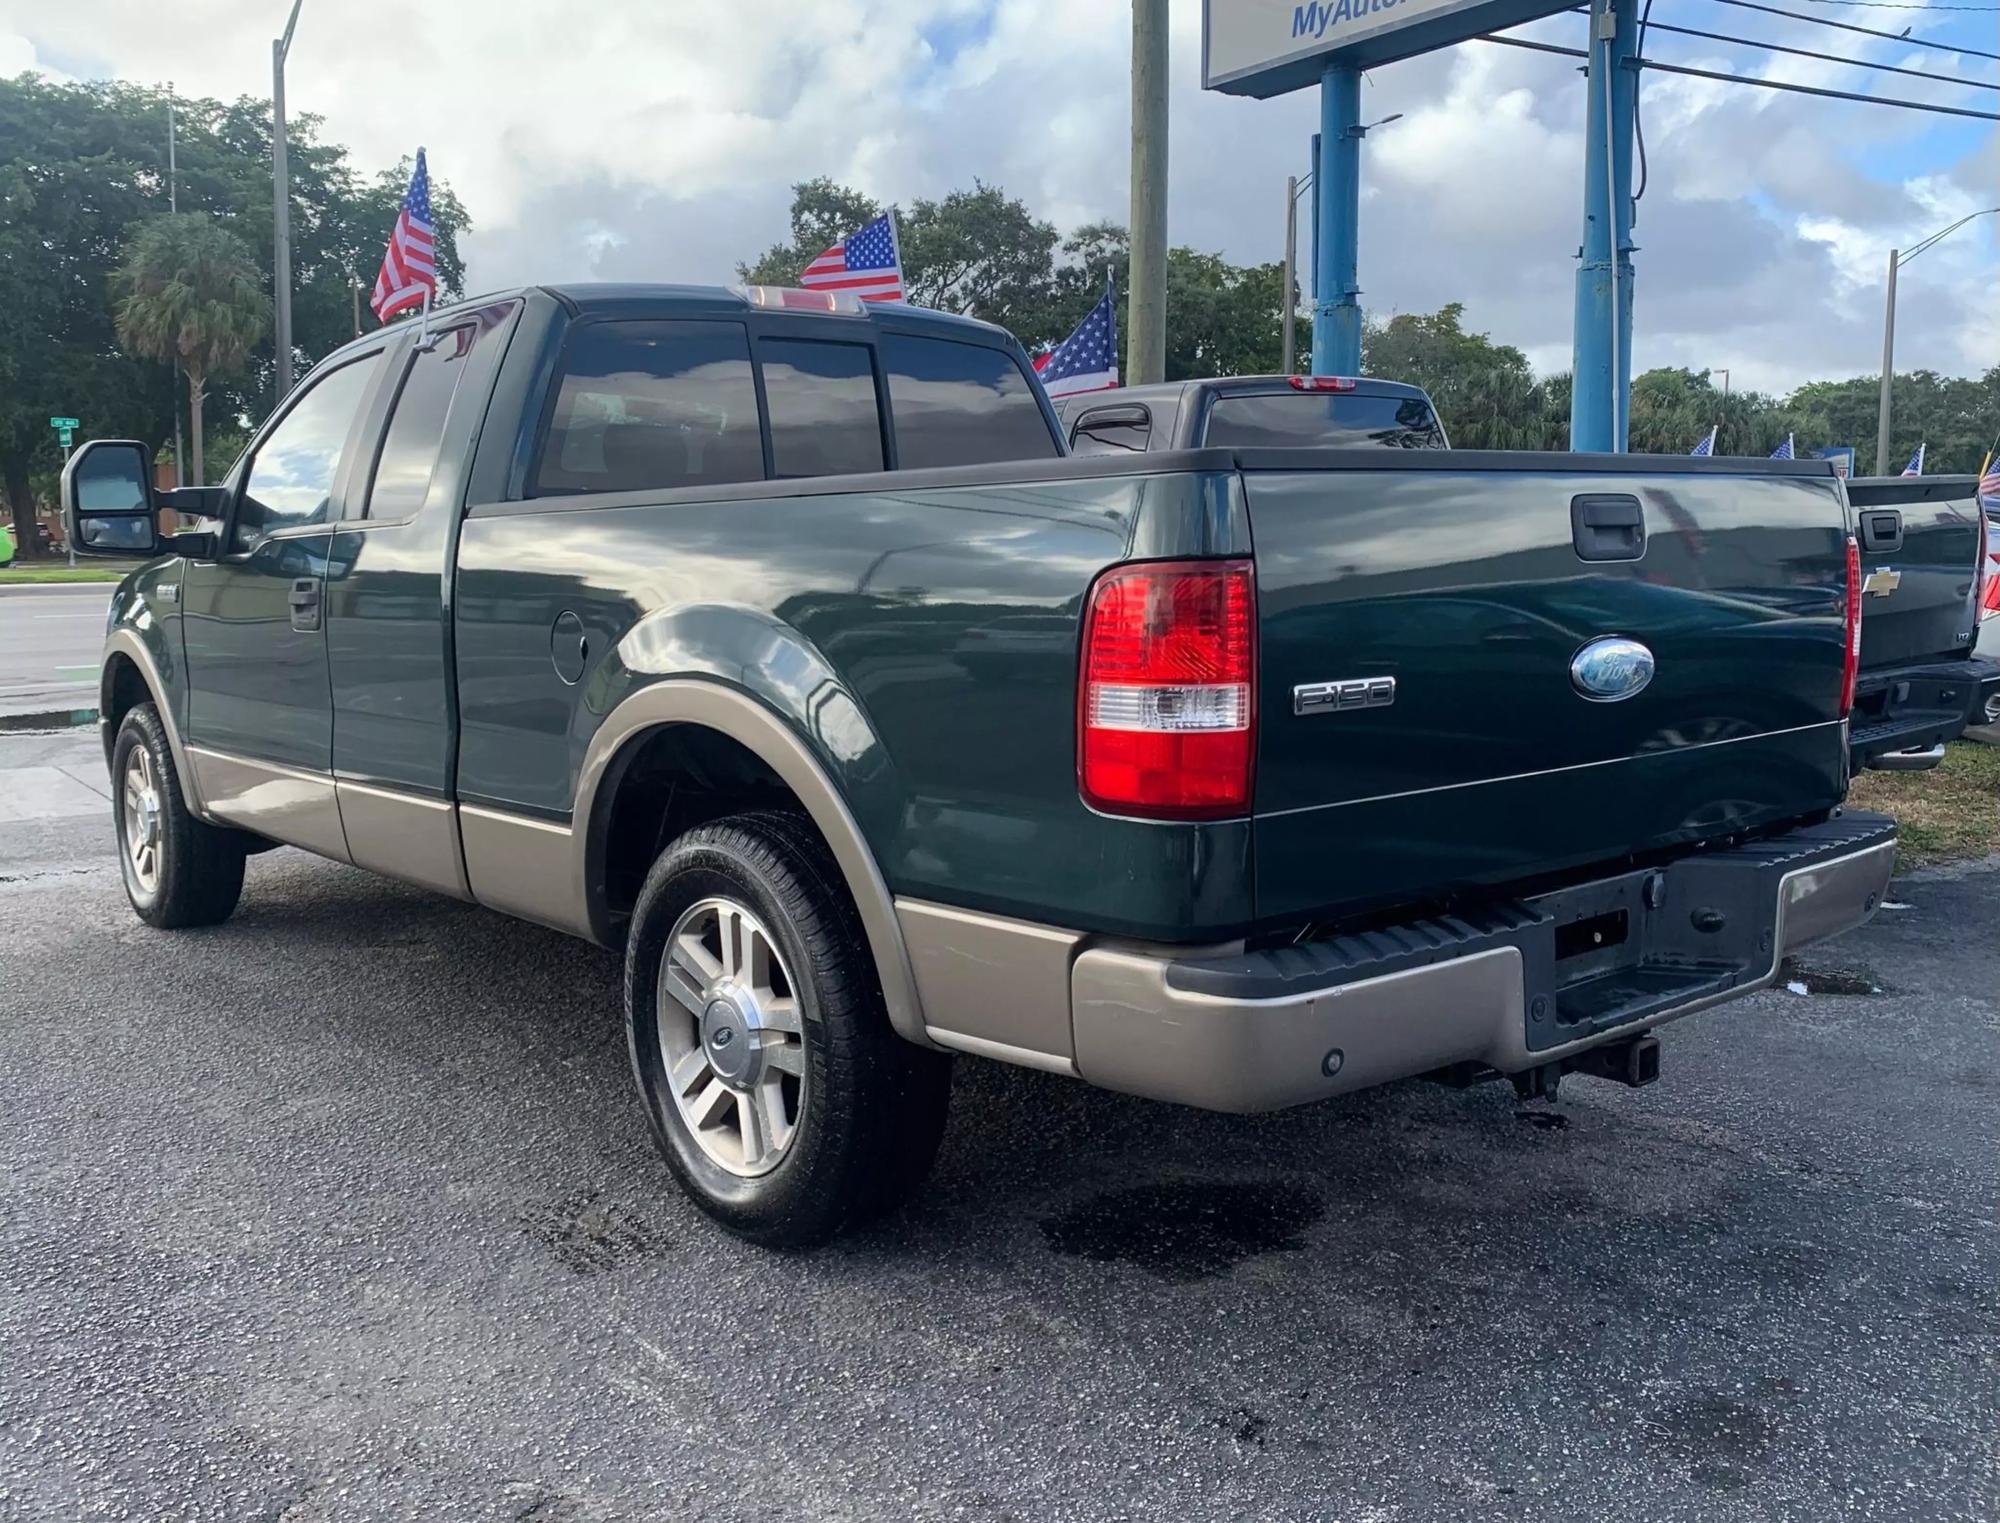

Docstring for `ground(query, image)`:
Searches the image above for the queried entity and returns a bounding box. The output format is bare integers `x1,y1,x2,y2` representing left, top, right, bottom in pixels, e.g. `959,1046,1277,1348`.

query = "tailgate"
1846,476,1981,668
1244,453,1852,926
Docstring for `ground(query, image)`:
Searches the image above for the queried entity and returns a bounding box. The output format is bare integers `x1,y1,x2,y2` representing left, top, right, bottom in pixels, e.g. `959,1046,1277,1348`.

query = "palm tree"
112,215,271,487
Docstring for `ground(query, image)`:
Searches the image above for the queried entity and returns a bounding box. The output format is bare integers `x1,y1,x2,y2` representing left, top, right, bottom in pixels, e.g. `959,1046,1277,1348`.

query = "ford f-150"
64,284,1894,1246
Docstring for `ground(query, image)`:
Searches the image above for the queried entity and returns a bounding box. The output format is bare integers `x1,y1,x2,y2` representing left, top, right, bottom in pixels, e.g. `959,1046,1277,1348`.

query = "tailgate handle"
1858,509,1902,554
1571,493,1645,563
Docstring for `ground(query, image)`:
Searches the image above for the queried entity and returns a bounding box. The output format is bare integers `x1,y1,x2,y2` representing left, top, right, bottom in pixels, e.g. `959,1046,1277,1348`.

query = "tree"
899,182,1058,334
113,215,270,485
1363,304,1549,449
0,73,471,552
738,178,884,287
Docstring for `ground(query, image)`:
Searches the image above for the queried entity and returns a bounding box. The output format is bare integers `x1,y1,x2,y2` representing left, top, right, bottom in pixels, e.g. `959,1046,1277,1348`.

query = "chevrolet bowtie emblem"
1862,568,1902,598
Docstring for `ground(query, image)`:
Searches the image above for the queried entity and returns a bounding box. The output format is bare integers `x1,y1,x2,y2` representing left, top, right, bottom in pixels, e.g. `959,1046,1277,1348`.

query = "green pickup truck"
63,284,1895,1246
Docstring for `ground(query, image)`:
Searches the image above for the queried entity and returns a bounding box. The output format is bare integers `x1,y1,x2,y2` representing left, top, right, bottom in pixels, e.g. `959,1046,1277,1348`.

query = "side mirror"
60,439,159,558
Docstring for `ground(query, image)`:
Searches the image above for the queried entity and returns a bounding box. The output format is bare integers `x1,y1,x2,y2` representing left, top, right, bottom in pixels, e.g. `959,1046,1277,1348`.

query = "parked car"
1053,373,1447,454
1842,475,2000,765
64,285,1892,1247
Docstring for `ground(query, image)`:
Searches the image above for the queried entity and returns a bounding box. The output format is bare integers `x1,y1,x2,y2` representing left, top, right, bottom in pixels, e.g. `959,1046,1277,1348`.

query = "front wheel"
112,704,246,929
624,811,951,1248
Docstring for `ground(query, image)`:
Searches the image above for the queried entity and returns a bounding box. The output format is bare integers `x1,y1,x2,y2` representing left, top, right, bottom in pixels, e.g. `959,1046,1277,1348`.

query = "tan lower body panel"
335,778,471,901
188,746,351,863
896,899,1082,1069
457,803,590,938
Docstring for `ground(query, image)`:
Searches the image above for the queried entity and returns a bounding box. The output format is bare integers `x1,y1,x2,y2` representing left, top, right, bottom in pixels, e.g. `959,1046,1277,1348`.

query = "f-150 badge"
1862,568,1902,598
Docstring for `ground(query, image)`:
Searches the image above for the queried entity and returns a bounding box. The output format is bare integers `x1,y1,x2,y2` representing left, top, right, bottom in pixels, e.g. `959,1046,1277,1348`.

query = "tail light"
1841,535,1863,719
1288,375,1358,392
1079,559,1256,819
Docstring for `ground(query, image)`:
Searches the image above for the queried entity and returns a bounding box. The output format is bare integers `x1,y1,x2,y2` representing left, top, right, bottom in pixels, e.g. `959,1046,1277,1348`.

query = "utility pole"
1128,0,1168,386
272,0,306,405
1310,66,1362,376
1875,249,1898,477
168,81,186,490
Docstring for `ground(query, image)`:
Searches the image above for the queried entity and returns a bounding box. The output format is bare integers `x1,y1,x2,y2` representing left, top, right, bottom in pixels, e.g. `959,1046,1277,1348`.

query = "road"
0,583,110,718
0,728,1994,1522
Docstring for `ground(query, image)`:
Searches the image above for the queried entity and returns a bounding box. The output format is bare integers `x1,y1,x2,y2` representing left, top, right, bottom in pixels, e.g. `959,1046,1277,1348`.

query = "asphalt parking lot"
1,729,1995,1522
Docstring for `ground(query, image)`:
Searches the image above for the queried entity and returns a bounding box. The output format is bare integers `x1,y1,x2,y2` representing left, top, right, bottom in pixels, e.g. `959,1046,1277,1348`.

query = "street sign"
1203,0,1569,95
48,416,77,429
1818,446,1856,480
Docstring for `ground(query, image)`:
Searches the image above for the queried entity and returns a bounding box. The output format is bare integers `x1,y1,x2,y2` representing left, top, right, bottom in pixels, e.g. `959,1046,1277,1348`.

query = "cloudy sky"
3,0,1993,395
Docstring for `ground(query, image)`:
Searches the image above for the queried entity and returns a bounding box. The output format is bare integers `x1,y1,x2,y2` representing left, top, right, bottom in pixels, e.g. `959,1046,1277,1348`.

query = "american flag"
1769,434,1794,460
1689,425,1717,457
799,213,905,303
1034,286,1119,399
1979,451,1999,511
1902,442,1926,477
370,148,437,322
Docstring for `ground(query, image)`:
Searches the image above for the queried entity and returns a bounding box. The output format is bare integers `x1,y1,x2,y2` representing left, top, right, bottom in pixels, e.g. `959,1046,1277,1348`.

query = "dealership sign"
1204,0,1571,95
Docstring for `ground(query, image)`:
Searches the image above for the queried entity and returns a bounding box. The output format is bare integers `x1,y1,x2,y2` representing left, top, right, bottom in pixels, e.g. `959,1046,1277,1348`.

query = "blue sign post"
1204,0,1634,445
1311,65,1364,376
1568,0,1639,452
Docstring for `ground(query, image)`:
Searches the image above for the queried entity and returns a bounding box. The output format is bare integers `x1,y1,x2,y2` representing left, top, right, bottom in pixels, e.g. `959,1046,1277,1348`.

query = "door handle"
1571,493,1646,562
1858,509,1903,555
289,577,322,632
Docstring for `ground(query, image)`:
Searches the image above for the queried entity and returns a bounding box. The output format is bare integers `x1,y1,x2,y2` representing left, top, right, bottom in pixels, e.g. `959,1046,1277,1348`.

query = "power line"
1804,0,1999,9
1709,0,2000,62
1477,32,2000,116
1637,16,1998,88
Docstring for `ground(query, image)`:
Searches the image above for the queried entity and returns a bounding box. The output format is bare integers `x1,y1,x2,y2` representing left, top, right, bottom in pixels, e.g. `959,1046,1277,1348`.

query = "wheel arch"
574,680,931,1048
100,631,204,815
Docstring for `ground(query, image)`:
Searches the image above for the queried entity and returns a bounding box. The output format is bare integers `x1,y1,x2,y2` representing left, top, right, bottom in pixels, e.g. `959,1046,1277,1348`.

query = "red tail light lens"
1841,535,1863,719
1079,560,1256,819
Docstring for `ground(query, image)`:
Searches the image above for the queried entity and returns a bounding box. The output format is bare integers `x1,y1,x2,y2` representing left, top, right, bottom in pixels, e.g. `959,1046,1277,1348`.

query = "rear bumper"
1850,657,1997,771
1068,813,1896,1113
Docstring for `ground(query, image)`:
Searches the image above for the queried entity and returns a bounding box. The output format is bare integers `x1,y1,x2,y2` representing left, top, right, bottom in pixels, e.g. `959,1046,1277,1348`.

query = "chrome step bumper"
1070,813,1897,1113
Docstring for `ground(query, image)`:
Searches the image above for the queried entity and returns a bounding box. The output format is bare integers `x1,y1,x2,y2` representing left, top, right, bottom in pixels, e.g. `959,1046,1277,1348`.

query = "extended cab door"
180,348,387,858
325,302,521,899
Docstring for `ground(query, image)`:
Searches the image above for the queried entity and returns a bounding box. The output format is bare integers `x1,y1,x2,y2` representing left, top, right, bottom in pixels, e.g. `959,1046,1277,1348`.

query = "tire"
1983,690,2000,728
624,810,951,1248
111,703,246,929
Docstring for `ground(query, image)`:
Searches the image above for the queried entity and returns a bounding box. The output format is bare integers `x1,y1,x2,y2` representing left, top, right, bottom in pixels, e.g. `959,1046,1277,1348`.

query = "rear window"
1201,391,1446,449
760,339,885,480
882,335,1057,469
533,320,764,496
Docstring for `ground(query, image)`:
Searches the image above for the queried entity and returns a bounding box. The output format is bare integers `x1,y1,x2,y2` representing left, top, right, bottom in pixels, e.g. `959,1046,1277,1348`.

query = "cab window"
759,339,885,479
234,353,382,549
363,323,489,520
532,321,765,497
881,335,1056,469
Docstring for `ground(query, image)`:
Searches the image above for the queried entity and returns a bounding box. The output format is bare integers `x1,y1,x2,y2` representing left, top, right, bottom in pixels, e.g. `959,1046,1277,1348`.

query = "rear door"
1243,455,1852,924
1846,477,1981,668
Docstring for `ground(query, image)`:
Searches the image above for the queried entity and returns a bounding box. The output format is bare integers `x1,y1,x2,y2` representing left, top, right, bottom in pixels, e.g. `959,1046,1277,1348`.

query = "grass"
0,563,137,584
1849,740,2000,869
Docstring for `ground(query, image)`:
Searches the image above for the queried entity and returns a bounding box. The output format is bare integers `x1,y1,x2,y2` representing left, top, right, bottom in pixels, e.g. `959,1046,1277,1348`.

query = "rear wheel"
624,811,951,1248
112,703,246,929
1982,689,2000,728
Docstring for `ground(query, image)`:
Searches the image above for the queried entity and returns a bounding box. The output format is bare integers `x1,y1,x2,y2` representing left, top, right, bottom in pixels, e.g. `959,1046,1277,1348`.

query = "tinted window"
533,321,763,496
236,354,381,549
1201,392,1446,449
881,335,1057,469
1070,408,1152,456
761,340,884,479
364,328,475,519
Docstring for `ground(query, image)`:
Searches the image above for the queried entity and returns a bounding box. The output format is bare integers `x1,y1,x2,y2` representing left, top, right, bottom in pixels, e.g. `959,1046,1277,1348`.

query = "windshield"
1201,391,1446,449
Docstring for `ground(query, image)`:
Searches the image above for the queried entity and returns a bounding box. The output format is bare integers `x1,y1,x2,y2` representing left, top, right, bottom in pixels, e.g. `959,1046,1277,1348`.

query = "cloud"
1,0,1989,393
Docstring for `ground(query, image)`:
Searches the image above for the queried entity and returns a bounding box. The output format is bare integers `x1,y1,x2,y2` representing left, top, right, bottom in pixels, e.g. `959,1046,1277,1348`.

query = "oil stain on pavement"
1039,1178,1325,1283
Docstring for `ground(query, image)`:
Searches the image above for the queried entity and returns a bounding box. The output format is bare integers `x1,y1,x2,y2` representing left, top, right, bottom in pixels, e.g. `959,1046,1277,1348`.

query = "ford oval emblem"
1570,636,1655,702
